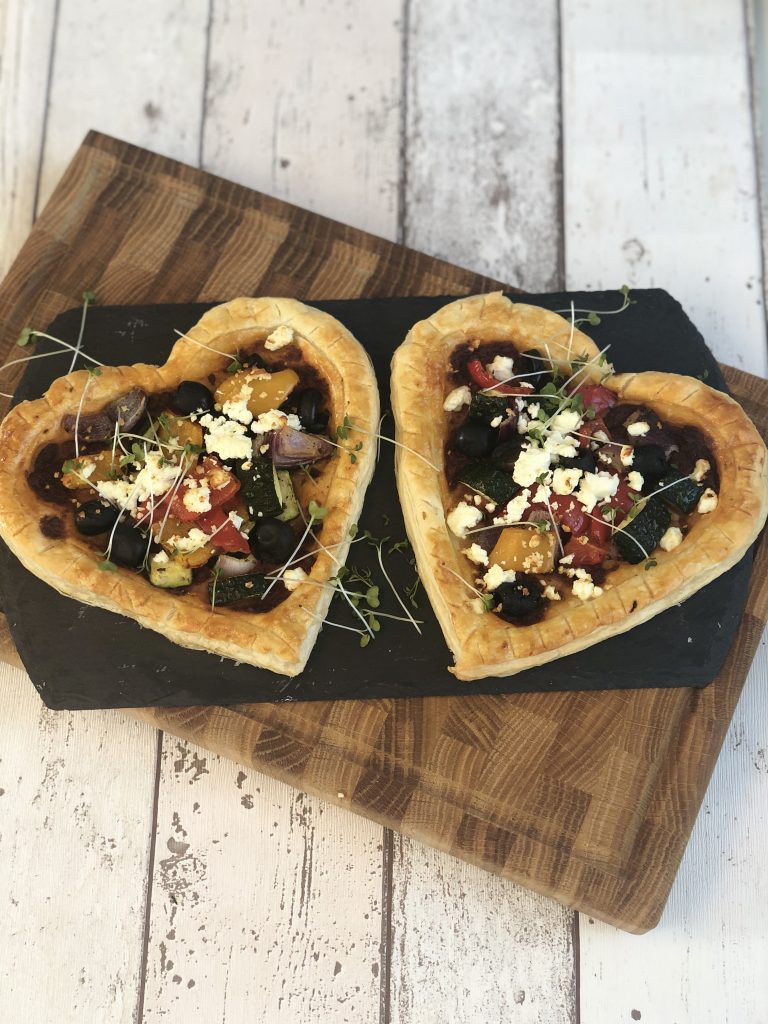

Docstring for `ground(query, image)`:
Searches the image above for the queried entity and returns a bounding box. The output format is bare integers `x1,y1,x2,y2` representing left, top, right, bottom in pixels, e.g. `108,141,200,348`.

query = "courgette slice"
209,572,269,606
149,554,193,588
276,470,300,522
458,462,519,505
467,392,513,426
656,469,703,514
236,456,283,520
614,497,670,564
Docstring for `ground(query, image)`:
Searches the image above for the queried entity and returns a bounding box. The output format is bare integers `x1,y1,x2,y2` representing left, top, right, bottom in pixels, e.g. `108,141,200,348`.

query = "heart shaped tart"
0,297,379,676
392,292,768,680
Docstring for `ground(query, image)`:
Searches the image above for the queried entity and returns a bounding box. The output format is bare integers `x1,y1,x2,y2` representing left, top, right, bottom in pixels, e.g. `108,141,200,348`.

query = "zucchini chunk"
149,553,193,588
458,462,519,505
236,456,283,520
615,497,671,564
467,392,512,426
276,470,300,522
656,469,703,514
209,572,269,606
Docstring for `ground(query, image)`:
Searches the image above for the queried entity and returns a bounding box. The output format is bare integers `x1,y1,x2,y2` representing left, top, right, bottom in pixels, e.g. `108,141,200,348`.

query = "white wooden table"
2,2,767,1021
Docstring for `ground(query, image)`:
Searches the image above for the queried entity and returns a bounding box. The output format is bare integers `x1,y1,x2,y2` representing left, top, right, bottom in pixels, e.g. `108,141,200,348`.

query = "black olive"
490,438,524,473
172,381,215,415
73,500,119,537
249,518,296,563
455,423,497,459
297,388,329,432
244,353,267,370
110,523,146,567
518,348,552,388
494,578,545,620
631,443,667,482
558,449,597,473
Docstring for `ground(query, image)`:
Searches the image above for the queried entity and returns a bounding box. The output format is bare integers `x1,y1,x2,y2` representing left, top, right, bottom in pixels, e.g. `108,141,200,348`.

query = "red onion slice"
215,553,259,578
270,425,335,467
61,387,147,442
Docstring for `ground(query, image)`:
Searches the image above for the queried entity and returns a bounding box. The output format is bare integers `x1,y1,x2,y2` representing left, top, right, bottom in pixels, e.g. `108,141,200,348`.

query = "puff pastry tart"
392,291,768,680
0,297,379,676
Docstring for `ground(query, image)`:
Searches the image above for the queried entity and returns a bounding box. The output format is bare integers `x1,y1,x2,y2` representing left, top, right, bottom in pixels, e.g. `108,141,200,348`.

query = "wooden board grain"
0,133,765,932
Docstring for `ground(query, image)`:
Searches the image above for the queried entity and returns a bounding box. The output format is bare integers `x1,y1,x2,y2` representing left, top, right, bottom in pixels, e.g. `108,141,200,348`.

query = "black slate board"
0,290,752,709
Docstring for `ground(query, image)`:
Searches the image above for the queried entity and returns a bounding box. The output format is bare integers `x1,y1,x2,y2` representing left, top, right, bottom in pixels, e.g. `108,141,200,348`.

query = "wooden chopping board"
1,131,766,932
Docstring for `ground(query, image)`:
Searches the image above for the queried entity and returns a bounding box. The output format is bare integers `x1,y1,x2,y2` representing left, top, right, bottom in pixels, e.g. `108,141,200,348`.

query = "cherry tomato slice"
466,358,533,396
563,534,608,567
196,506,251,554
549,494,587,536
574,383,617,416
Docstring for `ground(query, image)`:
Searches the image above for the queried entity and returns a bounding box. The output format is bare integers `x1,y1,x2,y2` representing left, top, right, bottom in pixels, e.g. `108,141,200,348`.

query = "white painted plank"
141,740,383,1022
36,0,209,213
0,0,58,276
564,3,768,1019
562,0,767,374
391,3,576,1020
202,0,402,240
390,837,575,1024
0,665,159,1023
579,640,768,1024
404,0,562,289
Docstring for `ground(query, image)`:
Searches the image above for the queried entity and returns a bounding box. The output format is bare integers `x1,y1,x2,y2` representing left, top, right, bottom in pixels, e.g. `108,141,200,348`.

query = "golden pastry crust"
0,297,380,677
392,292,768,680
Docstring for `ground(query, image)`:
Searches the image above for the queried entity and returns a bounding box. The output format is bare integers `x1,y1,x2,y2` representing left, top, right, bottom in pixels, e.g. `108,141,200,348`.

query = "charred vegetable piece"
210,572,269,606
276,471,300,522
494,577,545,620
62,450,121,489
467,392,512,426
458,463,519,505
149,554,192,588
490,527,557,574
614,497,670,564
73,499,118,536
62,387,146,443
236,457,283,520
154,411,203,455
172,381,215,415
215,367,299,418
271,426,335,467
655,469,703,514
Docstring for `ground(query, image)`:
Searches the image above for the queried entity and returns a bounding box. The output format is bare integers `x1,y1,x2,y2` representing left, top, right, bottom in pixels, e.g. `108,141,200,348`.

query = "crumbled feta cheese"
543,431,578,459
470,598,488,615
485,502,497,513
559,553,574,565
550,409,583,433
627,471,644,492
483,563,517,590
227,510,245,530
526,403,541,419
552,467,582,495
532,484,551,505
152,550,169,565
443,385,472,412
250,409,303,435
133,452,182,504
620,445,635,467
447,502,483,537
264,325,295,350
222,382,254,425
168,528,210,553
593,430,609,443
96,479,137,509
517,414,529,434
513,445,551,486
488,355,515,381
493,489,531,526
182,481,212,515
200,413,253,461
77,458,97,480
573,577,604,601
543,584,561,602
283,567,308,591
464,543,489,566
697,488,718,514
575,471,619,513
691,458,710,483
627,421,650,437
490,415,503,428
660,526,683,551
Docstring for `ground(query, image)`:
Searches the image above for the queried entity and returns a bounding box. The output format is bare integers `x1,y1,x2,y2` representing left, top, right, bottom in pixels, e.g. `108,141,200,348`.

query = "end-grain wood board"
1,132,765,931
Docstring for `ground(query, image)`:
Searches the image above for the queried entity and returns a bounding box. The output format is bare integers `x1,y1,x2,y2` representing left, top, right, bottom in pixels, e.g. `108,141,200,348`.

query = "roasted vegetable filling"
443,343,718,623
30,325,337,612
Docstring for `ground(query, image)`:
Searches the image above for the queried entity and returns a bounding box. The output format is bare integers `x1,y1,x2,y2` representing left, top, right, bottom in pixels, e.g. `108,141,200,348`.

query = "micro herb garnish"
210,567,221,608
555,285,635,328
535,519,550,533
697,369,710,381
98,560,117,572
348,523,359,538
120,443,146,468
226,358,243,374
62,459,76,474
388,538,411,556
17,327,33,347
308,500,328,521
82,290,97,304
336,415,352,440
645,558,658,570
405,575,421,608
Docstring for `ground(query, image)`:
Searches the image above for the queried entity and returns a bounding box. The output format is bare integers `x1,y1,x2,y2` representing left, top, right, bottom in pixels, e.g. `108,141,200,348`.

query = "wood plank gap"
379,828,395,1024
396,0,412,247
743,0,768,366
31,0,61,220
555,0,567,291
571,912,581,1024
198,0,214,171
133,728,164,1024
